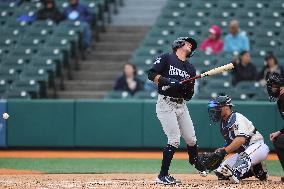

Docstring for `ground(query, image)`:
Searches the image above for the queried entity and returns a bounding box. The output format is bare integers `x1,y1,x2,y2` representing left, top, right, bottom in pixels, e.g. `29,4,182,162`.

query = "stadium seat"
0,80,9,95
104,90,131,99
203,80,235,95
218,0,242,12
244,0,268,10
155,17,181,28
269,1,284,15
133,91,158,99
29,59,59,90
251,88,269,101
2,89,31,99
234,81,262,96
147,26,179,37
0,67,18,83
19,67,49,98
260,20,282,33
11,79,40,98
1,56,27,72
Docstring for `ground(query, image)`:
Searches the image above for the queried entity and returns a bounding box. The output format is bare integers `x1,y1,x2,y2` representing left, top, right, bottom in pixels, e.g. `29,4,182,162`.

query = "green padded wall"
5,100,281,149
7,100,75,147
75,100,143,147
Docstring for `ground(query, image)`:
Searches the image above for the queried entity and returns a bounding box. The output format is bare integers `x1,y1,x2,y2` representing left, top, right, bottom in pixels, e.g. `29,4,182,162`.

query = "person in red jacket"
199,25,224,55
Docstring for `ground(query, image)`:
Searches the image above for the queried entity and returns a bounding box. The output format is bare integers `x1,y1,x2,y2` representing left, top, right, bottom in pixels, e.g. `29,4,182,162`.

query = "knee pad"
232,152,252,176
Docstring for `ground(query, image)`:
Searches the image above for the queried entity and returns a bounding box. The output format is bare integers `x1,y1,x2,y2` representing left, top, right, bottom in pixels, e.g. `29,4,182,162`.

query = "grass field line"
0,151,279,160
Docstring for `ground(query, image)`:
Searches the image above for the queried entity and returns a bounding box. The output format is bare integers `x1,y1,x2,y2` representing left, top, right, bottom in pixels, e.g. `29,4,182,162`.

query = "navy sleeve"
149,53,169,74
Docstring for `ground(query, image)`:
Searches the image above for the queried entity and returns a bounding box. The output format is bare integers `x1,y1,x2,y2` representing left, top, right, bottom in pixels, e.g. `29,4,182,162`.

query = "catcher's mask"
172,37,197,57
266,73,284,102
208,95,234,123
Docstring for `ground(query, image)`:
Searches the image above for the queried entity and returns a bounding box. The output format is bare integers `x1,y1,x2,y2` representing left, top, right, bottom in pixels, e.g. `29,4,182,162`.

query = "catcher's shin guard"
252,162,268,181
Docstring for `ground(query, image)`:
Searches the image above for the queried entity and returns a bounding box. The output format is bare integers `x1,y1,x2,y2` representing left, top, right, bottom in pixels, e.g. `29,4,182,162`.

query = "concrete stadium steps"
58,91,107,99
111,0,167,26
80,61,124,70
64,80,114,91
57,26,149,99
96,42,139,51
99,33,146,42
73,71,120,80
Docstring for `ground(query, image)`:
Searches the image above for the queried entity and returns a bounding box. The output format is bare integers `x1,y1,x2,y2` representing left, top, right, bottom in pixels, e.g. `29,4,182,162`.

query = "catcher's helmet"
172,37,197,53
266,73,284,101
208,95,234,123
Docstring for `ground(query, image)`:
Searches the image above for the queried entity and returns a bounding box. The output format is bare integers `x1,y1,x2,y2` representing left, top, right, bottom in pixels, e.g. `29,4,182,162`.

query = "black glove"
198,149,227,172
181,79,195,100
159,76,181,88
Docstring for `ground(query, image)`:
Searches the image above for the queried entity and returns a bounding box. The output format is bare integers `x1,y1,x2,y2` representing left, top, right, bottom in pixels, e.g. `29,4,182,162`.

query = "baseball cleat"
155,175,181,185
229,171,241,184
199,170,209,177
214,170,229,180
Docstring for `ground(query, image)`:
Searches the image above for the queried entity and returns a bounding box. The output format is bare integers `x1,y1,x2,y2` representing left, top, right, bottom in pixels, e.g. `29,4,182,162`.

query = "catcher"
199,95,269,183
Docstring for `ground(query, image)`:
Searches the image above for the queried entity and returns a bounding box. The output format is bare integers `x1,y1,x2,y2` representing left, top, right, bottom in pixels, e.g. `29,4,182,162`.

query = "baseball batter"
207,95,269,183
266,73,284,182
147,37,206,185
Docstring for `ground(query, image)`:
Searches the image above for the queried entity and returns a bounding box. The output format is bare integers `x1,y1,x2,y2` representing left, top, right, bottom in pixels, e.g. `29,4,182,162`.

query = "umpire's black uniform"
275,93,284,182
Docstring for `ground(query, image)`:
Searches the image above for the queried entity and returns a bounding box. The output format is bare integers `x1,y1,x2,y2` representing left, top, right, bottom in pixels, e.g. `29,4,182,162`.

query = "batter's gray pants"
156,95,197,148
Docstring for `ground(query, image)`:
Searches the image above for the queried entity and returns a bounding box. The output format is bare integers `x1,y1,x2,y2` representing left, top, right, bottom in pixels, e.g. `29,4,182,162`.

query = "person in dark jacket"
259,54,284,86
36,0,63,23
114,63,144,96
232,51,258,85
63,0,93,49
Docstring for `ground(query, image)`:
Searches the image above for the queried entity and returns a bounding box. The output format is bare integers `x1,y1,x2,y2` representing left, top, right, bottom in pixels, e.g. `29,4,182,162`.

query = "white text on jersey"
169,65,189,78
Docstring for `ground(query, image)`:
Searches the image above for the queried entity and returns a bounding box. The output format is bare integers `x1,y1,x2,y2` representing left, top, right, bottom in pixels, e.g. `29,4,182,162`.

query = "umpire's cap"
172,37,197,52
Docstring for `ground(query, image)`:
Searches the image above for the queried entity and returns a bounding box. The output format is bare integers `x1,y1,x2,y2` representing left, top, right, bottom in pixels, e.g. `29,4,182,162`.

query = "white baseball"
2,113,9,120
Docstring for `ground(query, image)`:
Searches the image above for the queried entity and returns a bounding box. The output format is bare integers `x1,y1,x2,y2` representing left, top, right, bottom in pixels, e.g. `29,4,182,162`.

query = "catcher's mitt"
198,151,226,172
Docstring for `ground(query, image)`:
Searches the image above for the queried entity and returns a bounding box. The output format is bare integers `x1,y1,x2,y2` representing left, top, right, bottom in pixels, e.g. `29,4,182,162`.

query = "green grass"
0,158,282,176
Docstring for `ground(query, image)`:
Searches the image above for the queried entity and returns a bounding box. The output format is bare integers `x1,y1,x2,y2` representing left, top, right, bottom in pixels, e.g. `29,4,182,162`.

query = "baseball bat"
180,63,235,84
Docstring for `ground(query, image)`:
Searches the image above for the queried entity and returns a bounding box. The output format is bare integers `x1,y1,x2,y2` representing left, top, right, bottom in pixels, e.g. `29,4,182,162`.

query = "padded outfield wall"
5,100,282,150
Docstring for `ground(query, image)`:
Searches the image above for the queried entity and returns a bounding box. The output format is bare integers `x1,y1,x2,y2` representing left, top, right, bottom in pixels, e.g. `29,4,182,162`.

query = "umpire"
148,37,206,185
267,73,284,182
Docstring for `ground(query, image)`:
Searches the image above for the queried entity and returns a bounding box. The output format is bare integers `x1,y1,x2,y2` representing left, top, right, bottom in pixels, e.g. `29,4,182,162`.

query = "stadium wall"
5,100,280,150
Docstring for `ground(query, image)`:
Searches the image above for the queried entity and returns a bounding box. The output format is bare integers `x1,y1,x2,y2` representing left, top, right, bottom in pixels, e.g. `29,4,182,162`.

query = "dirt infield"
0,173,282,189
0,151,281,188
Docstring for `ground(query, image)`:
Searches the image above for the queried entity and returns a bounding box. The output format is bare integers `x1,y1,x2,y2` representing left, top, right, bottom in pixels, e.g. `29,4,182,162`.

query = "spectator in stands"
259,54,284,86
224,20,250,54
199,25,223,55
232,51,258,85
114,63,144,96
36,0,63,23
63,0,93,49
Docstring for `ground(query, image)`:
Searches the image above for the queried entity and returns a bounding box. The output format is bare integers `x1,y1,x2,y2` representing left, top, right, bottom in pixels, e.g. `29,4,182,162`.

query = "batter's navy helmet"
267,73,284,101
208,95,234,123
172,37,197,52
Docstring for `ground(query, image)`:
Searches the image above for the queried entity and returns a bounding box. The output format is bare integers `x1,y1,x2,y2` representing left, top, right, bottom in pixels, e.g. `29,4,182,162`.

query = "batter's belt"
163,96,184,104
